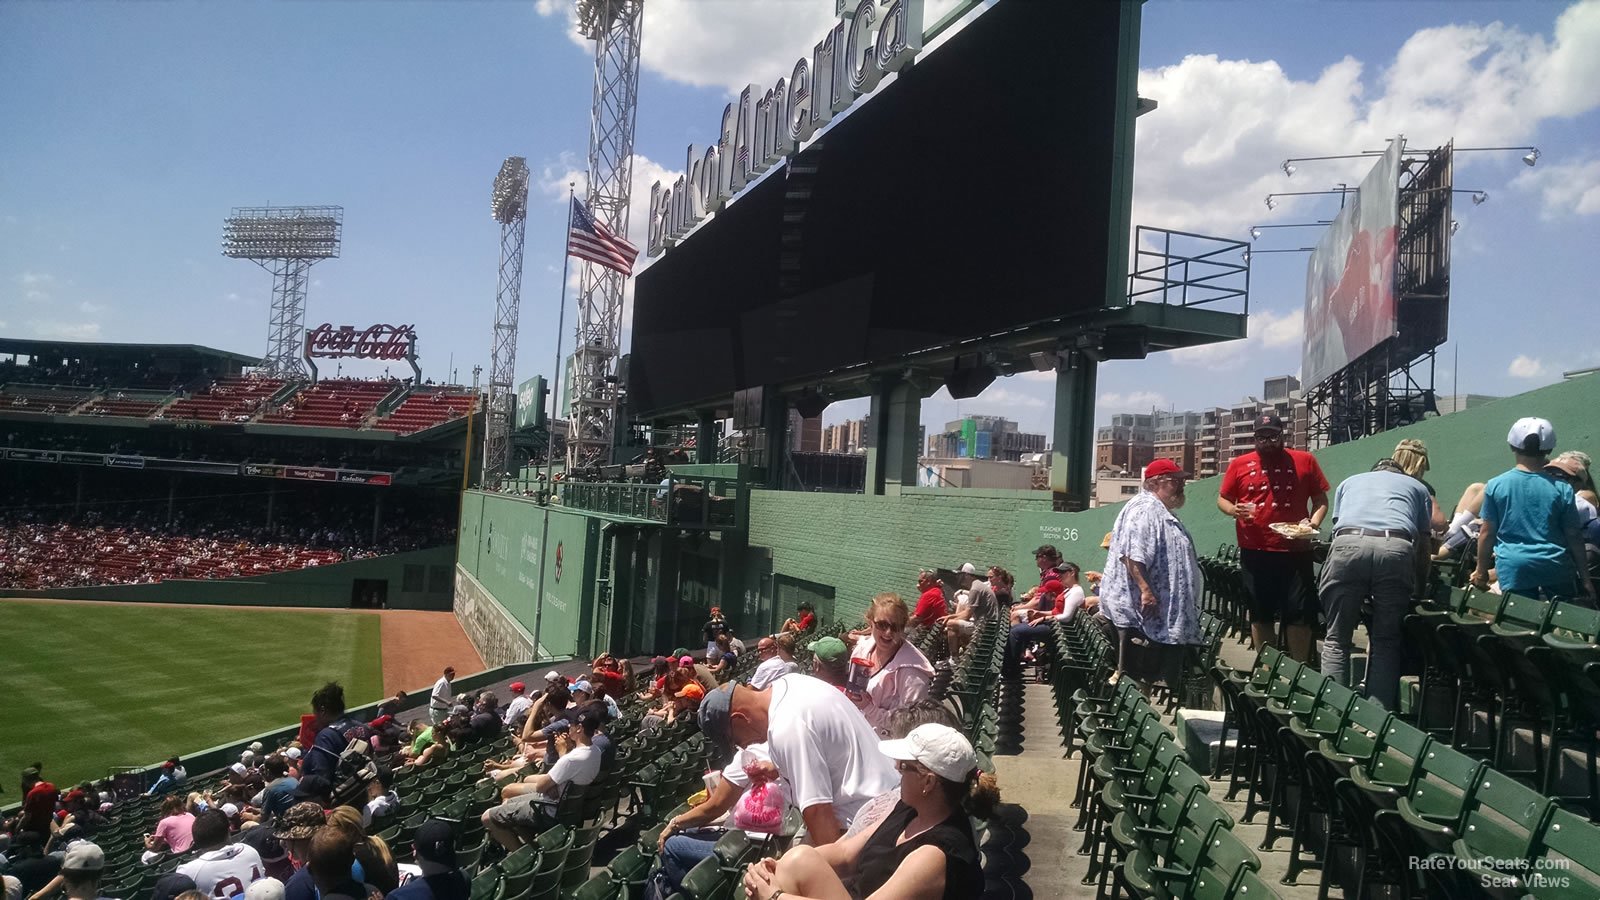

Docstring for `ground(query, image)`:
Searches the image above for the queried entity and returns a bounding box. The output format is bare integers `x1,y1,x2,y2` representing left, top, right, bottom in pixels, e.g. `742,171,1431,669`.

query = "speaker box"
792,392,829,419
946,359,998,399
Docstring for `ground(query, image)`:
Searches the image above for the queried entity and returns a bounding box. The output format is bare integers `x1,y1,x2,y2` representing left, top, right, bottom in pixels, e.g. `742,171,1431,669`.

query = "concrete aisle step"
991,680,1087,899
992,648,1334,899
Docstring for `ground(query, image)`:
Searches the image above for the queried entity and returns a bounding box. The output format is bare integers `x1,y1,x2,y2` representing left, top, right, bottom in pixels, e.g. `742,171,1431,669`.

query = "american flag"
566,197,639,275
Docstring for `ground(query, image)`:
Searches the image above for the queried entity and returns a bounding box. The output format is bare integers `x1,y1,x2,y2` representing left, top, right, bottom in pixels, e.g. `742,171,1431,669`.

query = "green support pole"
761,387,787,489
695,410,719,464
1050,356,1098,512
865,375,927,495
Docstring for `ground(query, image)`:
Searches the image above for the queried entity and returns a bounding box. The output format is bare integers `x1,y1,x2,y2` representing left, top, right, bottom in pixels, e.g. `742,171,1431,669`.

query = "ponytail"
941,768,1001,820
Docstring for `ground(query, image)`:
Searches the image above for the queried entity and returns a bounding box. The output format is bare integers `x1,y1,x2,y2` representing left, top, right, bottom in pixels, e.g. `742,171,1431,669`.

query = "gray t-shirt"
966,580,998,625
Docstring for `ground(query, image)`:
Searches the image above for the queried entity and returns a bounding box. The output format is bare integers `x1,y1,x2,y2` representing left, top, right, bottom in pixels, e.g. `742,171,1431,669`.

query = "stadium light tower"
222,206,343,378
568,0,643,471
484,157,531,490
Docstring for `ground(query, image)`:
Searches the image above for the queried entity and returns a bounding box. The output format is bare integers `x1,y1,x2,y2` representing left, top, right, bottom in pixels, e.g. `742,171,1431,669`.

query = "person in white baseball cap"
743,723,999,900
1474,416,1596,603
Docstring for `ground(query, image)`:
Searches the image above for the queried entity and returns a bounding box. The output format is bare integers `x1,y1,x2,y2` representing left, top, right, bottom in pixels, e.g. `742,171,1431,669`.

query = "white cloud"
979,386,1045,409
1131,1,1600,241
1257,308,1305,349
1513,157,1600,218
28,321,101,340
1508,354,1550,377
538,0,966,95
1099,391,1169,413
1168,308,1303,370
18,271,54,287
78,301,105,314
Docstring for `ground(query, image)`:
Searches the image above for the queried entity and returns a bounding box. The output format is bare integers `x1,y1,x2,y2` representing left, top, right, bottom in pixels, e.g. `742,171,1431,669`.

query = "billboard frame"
1305,142,1453,446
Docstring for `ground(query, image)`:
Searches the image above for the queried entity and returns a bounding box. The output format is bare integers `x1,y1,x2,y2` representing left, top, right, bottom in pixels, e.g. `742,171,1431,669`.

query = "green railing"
557,480,667,523
555,474,741,530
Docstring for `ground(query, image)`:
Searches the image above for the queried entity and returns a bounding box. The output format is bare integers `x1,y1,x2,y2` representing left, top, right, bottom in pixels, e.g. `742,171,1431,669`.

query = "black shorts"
1239,548,1318,626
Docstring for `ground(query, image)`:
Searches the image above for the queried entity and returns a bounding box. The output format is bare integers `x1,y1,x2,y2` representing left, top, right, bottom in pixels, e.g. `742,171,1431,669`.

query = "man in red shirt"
910,570,948,629
1217,413,1330,662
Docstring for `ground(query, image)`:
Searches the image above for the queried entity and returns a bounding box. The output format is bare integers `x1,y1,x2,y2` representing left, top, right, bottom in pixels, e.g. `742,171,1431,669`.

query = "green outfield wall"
0,546,456,609
455,491,598,663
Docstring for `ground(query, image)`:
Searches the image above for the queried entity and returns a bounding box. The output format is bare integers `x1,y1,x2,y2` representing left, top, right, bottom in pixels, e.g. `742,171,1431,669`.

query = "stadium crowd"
0,486,455,590
2,556,1014,900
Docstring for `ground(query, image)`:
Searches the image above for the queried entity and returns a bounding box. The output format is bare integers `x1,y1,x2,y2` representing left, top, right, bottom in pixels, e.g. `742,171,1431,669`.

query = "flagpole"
532,183,574,662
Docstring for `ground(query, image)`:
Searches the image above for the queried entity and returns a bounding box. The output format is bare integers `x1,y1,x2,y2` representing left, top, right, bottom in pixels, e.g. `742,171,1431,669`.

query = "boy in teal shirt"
1473,417,1596,605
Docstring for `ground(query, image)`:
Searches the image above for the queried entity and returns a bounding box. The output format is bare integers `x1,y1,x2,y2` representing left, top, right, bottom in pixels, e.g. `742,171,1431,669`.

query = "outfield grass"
0,601,383,789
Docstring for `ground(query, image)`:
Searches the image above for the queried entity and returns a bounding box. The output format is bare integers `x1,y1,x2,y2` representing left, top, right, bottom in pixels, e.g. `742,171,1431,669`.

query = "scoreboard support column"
1050,354,1098,512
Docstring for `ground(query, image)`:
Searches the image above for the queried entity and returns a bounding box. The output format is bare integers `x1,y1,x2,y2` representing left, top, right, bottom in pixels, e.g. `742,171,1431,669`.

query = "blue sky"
3,0,1597,436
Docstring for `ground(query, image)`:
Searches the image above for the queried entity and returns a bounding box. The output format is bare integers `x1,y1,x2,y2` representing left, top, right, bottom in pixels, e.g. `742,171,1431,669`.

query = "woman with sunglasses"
846,594,934,738
742,723,998,900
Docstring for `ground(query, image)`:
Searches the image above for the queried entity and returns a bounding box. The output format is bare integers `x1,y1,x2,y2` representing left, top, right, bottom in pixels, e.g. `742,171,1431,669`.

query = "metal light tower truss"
485,157,531,489
568,0,643,471
222,206,343,378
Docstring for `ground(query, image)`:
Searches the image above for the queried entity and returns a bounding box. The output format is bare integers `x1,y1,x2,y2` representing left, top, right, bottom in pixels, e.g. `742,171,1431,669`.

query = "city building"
1151,410,1202,475
1094,376,1312,480
1433,393,1500,415
821,417,870,454
1093,413,1154,476
1091,474,1144,507
918,457,1043,490
926,415,1046,462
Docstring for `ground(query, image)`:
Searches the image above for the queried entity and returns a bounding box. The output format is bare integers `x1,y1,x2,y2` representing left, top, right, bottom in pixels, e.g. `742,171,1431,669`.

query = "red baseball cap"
509,682,526,693
1143,459,1188,480
1041,579,1065,594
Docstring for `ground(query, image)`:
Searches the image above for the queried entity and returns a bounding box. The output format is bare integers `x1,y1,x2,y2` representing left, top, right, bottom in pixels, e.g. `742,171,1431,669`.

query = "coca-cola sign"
304,323,416,361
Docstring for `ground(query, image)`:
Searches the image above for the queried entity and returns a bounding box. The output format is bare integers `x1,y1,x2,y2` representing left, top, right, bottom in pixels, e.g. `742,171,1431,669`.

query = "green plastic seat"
468,870,502,900
1395,742,1487,852
679,856,726,900
558,835,599,893
568,873,618,900
1523,807,1600,899
1446,773,1555,886
500,844,538,876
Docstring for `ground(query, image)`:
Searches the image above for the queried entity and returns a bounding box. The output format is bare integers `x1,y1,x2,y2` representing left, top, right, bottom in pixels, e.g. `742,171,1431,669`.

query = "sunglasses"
895,760,929,775
872,619,904,633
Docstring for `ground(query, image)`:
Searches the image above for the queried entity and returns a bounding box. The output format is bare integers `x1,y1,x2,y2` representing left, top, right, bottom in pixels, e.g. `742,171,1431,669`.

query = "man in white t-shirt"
177,810,264,900
699,673,898,845
501,681,533,730
747,636,799,689
482,707,603,850
428,667,456,725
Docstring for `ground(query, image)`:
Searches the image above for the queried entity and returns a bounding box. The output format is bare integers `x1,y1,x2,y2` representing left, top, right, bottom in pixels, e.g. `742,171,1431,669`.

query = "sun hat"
879,723,979,783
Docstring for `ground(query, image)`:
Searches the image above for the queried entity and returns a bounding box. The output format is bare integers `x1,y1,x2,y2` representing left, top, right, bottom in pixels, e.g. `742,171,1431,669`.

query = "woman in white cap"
742,723,998,900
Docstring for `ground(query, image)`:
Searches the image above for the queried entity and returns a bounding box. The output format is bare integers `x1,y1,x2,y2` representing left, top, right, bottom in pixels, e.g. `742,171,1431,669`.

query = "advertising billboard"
630,0,1126,417
1302,140,1402,388
515,376,547,431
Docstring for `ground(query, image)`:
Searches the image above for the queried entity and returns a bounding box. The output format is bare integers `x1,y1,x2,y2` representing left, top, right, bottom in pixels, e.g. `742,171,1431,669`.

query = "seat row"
1217,644,1600,899
1031,599,1279,900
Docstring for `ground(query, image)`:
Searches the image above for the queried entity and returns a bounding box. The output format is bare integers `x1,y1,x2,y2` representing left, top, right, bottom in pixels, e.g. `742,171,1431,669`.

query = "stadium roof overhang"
643,302,1249,424
0,337,260,368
